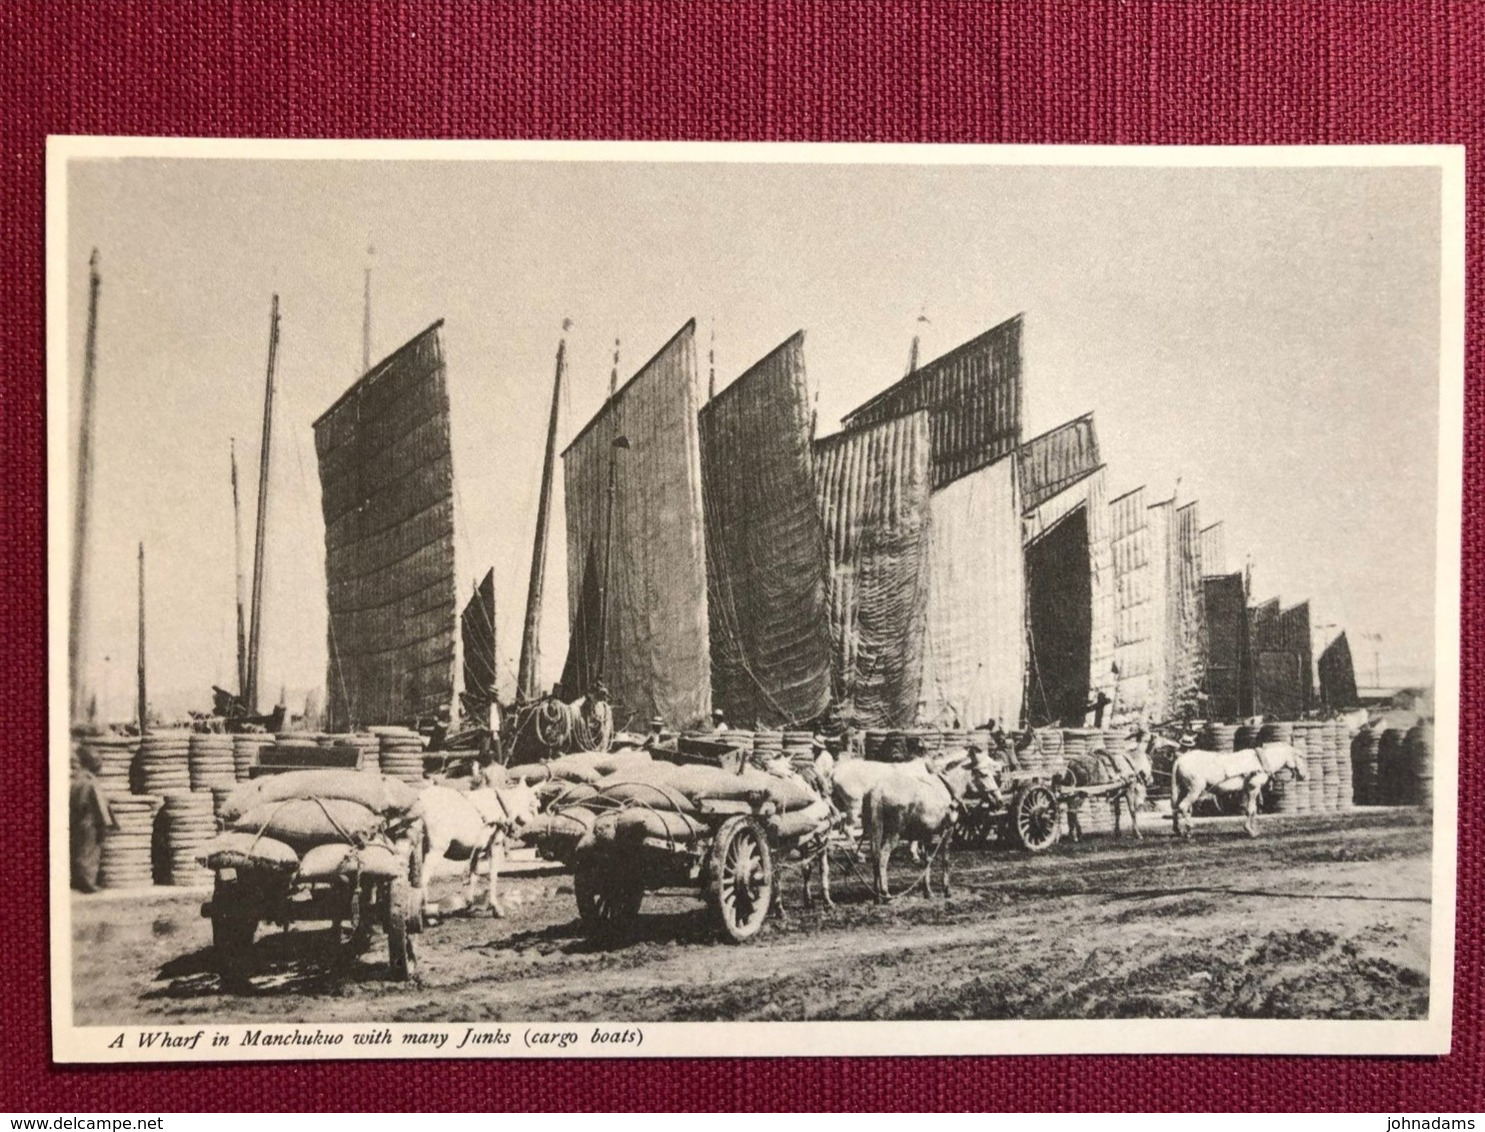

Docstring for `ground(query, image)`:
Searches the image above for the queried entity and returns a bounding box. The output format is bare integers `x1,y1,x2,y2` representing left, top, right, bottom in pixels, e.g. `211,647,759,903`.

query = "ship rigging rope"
532,696,613,753
284,380,356,729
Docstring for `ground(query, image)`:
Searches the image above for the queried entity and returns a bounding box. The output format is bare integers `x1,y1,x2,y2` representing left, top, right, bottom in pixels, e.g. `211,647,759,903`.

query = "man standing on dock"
69,744,114,893
1085,691,1112,729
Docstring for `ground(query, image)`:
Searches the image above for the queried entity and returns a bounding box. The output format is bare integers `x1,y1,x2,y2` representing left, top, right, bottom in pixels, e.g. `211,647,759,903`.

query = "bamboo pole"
68,249,101,726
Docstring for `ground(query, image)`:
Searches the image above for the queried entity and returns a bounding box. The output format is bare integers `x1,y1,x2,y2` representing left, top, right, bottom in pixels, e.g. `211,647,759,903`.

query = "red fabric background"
1,0,1479,1112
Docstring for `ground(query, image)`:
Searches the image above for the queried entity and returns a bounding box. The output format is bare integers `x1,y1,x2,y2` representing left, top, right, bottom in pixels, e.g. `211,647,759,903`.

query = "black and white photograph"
48,140,1462,1060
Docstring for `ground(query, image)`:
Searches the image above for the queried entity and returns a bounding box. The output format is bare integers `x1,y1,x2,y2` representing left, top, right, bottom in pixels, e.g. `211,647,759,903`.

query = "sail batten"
314,321,457,730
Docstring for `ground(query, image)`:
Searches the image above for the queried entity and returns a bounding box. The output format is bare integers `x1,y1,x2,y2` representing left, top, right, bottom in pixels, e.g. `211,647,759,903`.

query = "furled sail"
842,314,1023,491
814,411,933,729
561,321,711,731
919,453,1025,730
460,569,496,720
699,332,832,728
313,321,457,730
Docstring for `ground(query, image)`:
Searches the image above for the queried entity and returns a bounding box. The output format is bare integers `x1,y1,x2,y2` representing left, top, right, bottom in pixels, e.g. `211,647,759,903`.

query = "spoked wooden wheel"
1011,784,1061,853
706,816,774,943
574,866,644,943
956,802,999,846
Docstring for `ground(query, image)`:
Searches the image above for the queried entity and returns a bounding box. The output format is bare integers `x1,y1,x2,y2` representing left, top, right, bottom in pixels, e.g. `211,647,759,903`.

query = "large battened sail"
1250,597,1313,718
699,332,832,727
460,569,496,719
1173,501,1206,715
919,454,1025,730
313,321,457,730
562,322,711,730
1200,522,1227,576
1203,572,1251,720
1109,486,1155,725
842,314,1024,491
1019,416,1115,725
1319,630,1359,709
1019,413,1100,512
814,411,933,729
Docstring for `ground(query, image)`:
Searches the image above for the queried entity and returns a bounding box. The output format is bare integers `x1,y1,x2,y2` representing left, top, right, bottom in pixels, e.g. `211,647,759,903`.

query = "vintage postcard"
47,139,1463,1061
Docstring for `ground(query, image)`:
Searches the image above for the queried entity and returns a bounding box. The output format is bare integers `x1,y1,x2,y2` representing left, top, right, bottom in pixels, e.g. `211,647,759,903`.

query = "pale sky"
64,153,1444,721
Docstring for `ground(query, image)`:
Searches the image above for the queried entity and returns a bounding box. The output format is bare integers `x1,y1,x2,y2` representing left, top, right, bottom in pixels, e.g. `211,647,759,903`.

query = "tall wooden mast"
136,542,147,735
597,340,626,686
516,320,569,702
230,438,248,699
68,249,102,725
245,295,281,713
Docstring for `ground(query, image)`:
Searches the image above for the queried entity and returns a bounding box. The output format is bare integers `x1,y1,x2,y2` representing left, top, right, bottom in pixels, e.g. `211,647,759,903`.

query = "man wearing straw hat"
643,716,667,750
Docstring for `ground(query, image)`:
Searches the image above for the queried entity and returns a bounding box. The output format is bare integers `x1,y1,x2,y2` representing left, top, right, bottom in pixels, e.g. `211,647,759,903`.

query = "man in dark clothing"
70,746,114,893
1086,691,1112,729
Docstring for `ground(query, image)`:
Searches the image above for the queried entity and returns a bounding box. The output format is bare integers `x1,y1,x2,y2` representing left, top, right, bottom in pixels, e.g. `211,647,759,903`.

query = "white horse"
1170,743,1307,838
418,768,540,918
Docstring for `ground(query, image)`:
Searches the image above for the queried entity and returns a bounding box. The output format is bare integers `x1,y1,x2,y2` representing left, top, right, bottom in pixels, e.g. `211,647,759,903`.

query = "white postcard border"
45,137,1466,1063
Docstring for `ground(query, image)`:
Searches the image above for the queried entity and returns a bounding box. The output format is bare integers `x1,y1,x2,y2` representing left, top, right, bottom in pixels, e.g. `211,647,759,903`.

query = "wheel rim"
721,829,768,929
1018,789,1058,849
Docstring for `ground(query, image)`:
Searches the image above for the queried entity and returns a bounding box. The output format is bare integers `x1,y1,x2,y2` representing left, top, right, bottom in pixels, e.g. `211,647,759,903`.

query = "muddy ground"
72,808,1432,1024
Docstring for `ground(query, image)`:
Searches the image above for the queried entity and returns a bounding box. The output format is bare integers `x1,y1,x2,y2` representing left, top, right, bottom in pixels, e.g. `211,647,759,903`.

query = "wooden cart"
200,822,424,987
954,767,1143,853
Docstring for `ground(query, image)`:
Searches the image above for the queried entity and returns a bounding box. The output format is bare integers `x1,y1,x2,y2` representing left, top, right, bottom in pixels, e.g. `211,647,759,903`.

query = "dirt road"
71,808,1432,1024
